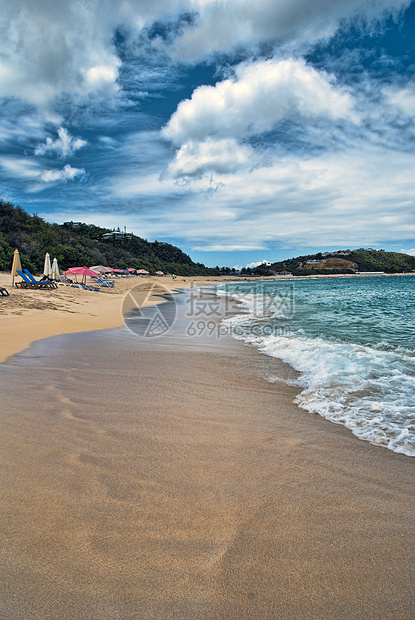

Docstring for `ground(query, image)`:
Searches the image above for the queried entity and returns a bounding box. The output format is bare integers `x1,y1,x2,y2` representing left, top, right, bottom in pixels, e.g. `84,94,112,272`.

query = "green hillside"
266,248,415,276
0,201,216,276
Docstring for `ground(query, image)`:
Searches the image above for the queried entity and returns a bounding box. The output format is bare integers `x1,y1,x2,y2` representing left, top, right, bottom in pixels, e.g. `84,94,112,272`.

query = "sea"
215,275,415,457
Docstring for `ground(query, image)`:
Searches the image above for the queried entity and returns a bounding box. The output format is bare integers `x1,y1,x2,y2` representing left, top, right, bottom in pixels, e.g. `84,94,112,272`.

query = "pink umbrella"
127,268,136,272
137,269,150,275
65,266,100,283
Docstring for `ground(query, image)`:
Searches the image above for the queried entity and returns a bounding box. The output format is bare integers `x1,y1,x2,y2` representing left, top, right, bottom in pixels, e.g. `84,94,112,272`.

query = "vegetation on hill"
0,201,217,276
264,248,415,276
2,201,414,278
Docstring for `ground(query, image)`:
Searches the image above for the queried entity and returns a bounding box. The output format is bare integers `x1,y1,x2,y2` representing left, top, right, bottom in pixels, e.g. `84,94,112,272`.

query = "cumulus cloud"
163,58,357,146
167,138,256,177
35,128,87,158
401,248,415,256
162,57,358,176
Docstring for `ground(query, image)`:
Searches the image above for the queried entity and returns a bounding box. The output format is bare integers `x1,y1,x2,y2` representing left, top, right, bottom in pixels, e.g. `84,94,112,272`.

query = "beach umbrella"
51,257,60,281
90,265,113,274
156,270,164,276
65,266,100,284
127,268,136,272
43,252,53,278
11,248,22,287
137,269,150,275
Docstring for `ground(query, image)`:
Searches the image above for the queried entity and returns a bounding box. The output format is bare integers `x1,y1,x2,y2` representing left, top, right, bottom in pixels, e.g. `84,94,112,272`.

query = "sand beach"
0,272,237,364
0,273,414,619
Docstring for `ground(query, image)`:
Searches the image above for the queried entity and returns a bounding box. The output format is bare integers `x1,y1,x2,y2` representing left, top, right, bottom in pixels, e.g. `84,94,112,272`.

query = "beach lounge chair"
0,287,9,296
55,274,80,288
78,282,101,292
94,277,114,287
24,269,58,289
15,270,55,290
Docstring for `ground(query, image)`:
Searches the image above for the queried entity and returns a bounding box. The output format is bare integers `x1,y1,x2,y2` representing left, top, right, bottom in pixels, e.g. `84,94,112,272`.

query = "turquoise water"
218,276,415,456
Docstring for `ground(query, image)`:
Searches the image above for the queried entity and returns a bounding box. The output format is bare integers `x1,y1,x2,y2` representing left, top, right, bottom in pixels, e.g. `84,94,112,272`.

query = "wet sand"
0,293,414,619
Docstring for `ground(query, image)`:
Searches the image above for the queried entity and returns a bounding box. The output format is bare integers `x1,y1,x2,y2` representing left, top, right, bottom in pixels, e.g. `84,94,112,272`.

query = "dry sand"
0,272,237,363
0,277,414,619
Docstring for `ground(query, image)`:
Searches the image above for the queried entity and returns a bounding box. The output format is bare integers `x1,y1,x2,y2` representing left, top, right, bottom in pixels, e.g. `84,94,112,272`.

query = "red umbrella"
65,266,100,283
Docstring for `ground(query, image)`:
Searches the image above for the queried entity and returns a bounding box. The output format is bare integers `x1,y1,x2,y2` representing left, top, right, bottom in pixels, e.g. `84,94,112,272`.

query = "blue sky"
0,0,414,268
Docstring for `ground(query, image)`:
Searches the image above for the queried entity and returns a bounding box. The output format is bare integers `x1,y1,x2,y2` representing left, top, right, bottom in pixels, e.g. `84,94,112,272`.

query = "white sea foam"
222,288,415,456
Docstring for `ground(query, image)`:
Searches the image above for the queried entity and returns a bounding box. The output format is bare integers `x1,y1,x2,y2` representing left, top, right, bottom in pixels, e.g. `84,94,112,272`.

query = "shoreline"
1,270,412,365
1,290,414,618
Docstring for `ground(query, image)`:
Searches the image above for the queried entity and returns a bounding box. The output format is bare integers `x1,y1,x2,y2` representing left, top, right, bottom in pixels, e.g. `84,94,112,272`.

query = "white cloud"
0,156,85,186
0,0,127,110
167,138,256,177
35,128,87,158
86,64,120,88
246,259,271,269
171,0,411,61
163,57,358,177
401,248,415,256
0,0,409,114
1,0,414,261
383,85,415,119
40,164,85,183
104,140,415,250
163,58,357,148
0,157,41,179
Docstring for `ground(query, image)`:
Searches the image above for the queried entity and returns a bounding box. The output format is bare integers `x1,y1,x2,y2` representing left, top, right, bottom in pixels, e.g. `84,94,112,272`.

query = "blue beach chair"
15,270,55,290
78,282,101,292
94,277,114,287
23,269,58,289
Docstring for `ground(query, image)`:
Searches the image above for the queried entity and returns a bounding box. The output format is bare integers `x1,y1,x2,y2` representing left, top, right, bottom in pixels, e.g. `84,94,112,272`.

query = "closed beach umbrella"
11,248,22,287
43,252,52,278
51,257,60,281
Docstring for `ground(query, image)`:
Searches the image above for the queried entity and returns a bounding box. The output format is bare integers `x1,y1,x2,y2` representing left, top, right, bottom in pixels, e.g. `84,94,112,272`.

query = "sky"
0,0,414,268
